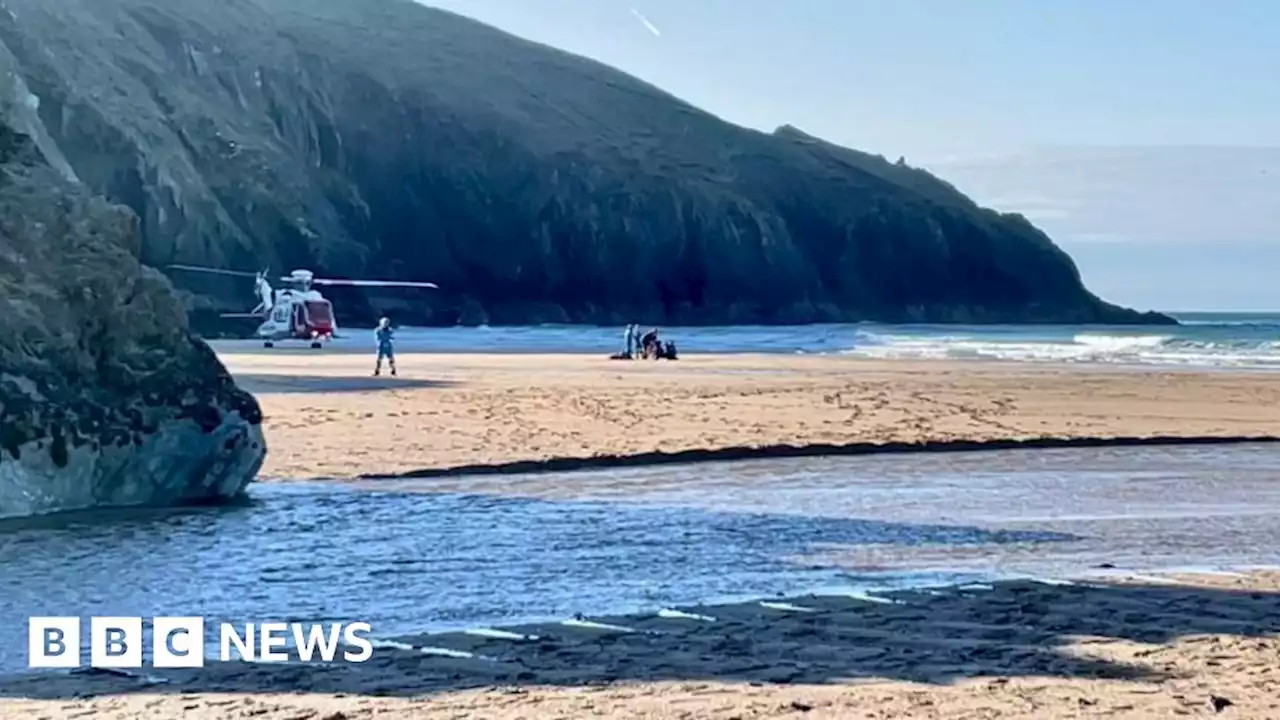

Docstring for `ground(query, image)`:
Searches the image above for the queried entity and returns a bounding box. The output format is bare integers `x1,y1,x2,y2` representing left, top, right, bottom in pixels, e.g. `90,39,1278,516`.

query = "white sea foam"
839,329,1280,369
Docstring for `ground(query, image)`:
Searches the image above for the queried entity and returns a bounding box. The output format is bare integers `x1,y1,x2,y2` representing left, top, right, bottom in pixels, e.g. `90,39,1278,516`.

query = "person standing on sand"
625,323,637,357
373,317,396,377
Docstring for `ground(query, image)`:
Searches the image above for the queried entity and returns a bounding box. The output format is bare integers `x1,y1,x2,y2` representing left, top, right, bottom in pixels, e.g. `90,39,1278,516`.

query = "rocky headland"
0,0,1171,327
0,65,265,518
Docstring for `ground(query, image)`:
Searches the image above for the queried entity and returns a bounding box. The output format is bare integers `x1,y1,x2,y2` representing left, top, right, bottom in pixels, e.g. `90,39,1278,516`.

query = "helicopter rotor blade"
311,279,439,289
167,264,263,279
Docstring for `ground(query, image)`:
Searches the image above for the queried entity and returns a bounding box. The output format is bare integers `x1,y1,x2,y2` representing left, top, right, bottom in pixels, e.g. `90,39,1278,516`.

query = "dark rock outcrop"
0,72,265,518
0,0,1172,326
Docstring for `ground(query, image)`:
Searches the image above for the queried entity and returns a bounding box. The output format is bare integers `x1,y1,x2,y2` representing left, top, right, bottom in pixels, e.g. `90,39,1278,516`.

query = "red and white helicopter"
168,264,438,348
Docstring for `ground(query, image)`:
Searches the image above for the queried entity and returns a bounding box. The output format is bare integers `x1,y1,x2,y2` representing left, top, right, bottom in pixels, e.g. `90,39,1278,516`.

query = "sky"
420,0,1278,311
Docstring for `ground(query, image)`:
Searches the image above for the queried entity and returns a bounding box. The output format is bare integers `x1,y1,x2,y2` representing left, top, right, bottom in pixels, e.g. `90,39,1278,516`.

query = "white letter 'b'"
28,617,80,668
90,617,142,668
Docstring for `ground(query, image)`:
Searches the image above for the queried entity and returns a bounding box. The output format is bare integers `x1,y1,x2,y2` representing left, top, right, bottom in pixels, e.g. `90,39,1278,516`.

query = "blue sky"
421,0,1278,311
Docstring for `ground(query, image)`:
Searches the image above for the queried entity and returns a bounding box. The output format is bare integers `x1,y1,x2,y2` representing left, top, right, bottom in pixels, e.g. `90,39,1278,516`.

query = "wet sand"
220,351,1280,480
3,570,1279,719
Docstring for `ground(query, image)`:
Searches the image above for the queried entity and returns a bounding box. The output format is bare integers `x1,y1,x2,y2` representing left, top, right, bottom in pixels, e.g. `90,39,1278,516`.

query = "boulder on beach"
0,81,265,518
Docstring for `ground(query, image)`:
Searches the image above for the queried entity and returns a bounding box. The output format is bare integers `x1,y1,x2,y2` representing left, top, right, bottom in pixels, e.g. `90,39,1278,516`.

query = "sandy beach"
5,351,1278,718
221,351,1280,480
2,569,1278,719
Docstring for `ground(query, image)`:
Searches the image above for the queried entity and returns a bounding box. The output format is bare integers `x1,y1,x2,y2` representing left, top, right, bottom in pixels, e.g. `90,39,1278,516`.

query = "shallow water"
2,443,1279,671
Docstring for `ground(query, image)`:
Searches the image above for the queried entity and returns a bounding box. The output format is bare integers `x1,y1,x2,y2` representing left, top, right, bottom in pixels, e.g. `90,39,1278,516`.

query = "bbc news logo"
29,617,373,668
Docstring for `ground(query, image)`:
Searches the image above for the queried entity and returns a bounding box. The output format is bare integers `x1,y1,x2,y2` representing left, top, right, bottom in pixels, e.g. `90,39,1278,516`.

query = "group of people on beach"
372,318,678,373
372,317,679,372
620,323,677,360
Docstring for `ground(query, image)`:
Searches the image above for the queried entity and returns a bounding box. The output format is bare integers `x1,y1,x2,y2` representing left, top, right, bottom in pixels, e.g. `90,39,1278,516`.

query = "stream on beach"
1,443,1279,672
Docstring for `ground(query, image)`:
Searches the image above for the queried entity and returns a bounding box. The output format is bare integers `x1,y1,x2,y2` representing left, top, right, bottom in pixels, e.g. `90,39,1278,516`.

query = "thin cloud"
629,7,661,37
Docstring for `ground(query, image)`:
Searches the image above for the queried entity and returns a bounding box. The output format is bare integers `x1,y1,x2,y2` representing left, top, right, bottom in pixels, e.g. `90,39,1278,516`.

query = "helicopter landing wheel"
310,341,322,349
263,341,274,348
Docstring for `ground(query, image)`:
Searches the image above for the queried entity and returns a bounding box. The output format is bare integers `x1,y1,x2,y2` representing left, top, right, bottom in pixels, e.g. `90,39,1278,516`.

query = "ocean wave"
840,329,1280,369
227,319,1280,370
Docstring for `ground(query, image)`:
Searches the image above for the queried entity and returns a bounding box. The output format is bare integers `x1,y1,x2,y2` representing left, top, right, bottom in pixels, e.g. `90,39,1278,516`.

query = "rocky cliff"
0,0,1172,326
0,73,265,517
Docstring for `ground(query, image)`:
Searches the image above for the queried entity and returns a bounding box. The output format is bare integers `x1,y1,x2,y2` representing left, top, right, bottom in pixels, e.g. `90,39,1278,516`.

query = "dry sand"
221,351,1280,480
2,570,1278,719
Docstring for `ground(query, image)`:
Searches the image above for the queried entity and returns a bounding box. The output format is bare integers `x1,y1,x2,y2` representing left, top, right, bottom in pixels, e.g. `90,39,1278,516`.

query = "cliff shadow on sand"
232,374,457,395
2,574,1278,706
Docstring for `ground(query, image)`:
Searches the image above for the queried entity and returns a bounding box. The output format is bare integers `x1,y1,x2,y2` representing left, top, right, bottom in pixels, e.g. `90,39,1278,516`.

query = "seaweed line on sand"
358,434,1280,480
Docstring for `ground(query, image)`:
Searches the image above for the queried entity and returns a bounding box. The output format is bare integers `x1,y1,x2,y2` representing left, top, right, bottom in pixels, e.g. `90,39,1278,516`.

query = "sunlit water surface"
2,443,1278,671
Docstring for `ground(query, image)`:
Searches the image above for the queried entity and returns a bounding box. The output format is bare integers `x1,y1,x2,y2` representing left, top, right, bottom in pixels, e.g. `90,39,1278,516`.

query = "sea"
286,311,1280,370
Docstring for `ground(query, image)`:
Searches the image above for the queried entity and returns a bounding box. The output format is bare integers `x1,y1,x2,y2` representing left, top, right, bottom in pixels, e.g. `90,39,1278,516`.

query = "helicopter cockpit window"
306,302,333,323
